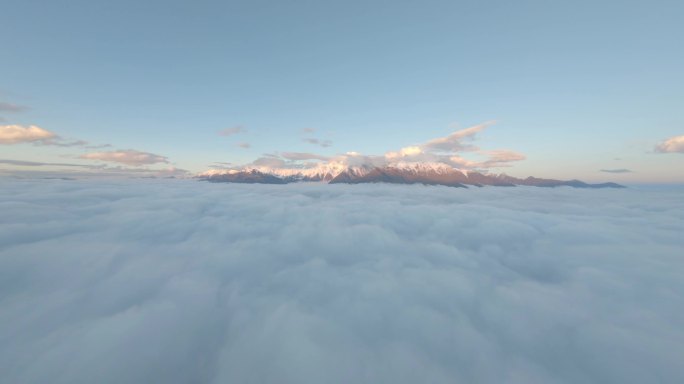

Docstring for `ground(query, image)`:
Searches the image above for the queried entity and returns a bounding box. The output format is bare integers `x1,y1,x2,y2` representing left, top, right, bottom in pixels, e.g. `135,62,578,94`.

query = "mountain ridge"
200,164,625,188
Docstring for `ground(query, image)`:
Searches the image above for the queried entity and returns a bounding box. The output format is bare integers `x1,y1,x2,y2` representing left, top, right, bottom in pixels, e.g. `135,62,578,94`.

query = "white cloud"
379,122,524,170
1,181,683,384
0,124,56,144
655,135,684,153
0,124,109,148
385,146,424,160
219,126,247,137
80,150,169,166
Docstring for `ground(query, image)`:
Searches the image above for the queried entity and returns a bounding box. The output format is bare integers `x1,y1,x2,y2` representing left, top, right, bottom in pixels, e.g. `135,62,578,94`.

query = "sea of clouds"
1,179,683,384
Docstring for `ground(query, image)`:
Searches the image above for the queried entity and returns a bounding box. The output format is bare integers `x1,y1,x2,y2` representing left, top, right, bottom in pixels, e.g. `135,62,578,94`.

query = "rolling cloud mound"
1,179,683,383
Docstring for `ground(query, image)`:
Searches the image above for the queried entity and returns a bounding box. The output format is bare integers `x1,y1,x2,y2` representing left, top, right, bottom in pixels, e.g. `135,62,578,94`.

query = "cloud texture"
1,180,683,383
381,122,526,169
0,124,111,149
225,122,526,175
655,135,684,153
0,124,56,144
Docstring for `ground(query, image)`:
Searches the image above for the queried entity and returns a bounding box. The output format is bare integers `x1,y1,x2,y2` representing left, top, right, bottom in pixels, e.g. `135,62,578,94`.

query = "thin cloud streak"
219,126,247,137
80,150,169,166
600,168,633,173
0,159,95,168
280,152,330,161
0,102,28,113
303,138,333,147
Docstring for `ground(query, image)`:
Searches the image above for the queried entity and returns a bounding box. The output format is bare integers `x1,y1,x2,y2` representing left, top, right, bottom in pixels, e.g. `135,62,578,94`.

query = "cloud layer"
1,180,683,383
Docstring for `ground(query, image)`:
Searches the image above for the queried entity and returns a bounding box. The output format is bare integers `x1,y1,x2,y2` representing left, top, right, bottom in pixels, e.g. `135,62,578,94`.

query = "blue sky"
1,0,683,182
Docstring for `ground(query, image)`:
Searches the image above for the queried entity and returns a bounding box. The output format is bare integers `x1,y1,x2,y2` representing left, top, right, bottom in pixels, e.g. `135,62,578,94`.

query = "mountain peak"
199,164,624,189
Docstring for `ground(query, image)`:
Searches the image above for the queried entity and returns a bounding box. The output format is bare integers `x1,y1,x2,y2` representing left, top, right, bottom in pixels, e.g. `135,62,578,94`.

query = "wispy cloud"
36,137,111,148
303,138,333,147
421,121,493,152
209,162,233,170
84,143,113,149
0,158,189,179
37,139,89,147
252,156,287,168
80,150,169,166
655,135,684,154
237,142,251,149
452,149,527,169
219,126,247,137
600,168,633,173
301,127,333,147
0,159,95,168
0,102,29,113
280,152,330,161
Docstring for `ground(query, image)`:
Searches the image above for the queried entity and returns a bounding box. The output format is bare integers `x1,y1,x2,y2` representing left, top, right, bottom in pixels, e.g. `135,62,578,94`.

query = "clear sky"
1,0,683,182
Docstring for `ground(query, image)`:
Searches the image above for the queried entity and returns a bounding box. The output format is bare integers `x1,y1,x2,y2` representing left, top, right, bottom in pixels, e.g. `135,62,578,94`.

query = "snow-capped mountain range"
198,162,624,188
